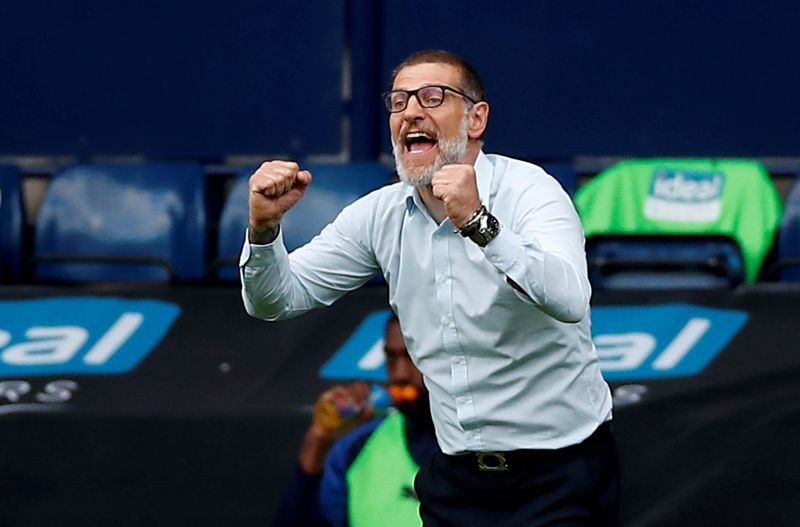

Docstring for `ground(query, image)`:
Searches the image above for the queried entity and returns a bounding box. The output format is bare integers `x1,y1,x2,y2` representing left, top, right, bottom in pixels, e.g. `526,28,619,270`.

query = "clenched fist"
431,164,482,227
248,160,312,243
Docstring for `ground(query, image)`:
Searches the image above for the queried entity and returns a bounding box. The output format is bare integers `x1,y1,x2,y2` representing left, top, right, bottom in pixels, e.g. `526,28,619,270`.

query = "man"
243,49,619,526
272,314,437,527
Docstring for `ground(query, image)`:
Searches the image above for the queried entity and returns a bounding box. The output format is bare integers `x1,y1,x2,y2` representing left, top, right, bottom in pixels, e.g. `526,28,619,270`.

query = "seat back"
574,158,782,287
214,174,250,281
771,177,800,281
214,163,391,280
0,166,25,281
586,234,745,289
34,163,206,281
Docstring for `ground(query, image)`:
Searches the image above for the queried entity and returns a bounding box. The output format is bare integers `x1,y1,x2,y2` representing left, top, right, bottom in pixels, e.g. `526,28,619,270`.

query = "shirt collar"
403,150,493,213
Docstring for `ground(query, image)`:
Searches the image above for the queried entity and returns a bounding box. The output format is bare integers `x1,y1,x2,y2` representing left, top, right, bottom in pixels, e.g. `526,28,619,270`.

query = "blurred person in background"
272,314,436,527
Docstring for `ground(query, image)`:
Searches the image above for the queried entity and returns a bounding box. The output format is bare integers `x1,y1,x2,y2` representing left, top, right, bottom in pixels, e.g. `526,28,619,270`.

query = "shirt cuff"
483,228,538,276
483,228,545,304
239,227,286,268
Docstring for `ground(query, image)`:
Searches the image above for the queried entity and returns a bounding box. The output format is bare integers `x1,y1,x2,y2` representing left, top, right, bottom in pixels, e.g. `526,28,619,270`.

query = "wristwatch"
458,205,501,247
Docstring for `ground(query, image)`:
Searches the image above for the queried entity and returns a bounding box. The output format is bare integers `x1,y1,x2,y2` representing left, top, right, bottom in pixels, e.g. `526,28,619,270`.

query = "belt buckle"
476,452,509,472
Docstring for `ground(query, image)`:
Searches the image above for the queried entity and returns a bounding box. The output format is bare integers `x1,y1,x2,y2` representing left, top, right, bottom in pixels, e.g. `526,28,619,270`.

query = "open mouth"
404,131,438,155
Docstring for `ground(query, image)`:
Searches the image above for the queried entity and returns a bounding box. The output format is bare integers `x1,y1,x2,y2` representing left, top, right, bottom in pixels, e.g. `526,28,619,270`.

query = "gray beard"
393,117,469,187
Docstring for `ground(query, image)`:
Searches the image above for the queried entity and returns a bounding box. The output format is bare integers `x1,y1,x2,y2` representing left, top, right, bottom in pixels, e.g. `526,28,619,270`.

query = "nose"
400,93,426,121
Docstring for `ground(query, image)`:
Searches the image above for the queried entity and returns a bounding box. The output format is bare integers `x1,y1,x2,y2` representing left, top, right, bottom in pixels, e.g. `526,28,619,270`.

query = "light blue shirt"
241,151,613,454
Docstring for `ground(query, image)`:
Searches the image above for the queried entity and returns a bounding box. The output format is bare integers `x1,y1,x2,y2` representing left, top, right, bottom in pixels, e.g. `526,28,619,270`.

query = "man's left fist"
431,164,481,227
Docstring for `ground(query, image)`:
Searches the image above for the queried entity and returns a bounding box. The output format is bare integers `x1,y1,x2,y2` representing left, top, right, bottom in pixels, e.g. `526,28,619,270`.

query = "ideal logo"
644,169,725,222
0,297,180,377
650,170,724,202
319,304,747,382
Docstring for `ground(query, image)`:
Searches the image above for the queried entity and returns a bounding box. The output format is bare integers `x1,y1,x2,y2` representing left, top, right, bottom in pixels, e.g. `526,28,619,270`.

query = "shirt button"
456,396,469,405
490,256,498,263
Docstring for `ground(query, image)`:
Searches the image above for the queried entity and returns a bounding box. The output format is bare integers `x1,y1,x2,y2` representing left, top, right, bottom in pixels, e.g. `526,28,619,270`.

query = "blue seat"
34,163,206,282
214,162,392,280
586,234,745,289
214,174,250,281
767,177,800,281
0,165,25,281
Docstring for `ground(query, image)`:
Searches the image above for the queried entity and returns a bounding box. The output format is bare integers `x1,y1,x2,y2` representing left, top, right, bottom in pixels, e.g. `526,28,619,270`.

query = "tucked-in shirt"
241,151,613,454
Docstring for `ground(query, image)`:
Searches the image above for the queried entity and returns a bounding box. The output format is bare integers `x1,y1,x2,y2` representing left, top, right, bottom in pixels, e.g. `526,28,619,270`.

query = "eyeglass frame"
381,84,480,113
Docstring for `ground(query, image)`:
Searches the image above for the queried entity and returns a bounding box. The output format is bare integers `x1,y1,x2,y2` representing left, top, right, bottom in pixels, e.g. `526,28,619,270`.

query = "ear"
467,101,489,140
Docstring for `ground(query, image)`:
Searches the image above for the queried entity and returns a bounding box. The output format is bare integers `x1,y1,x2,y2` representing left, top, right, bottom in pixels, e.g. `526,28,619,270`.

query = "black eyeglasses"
382,85,478,113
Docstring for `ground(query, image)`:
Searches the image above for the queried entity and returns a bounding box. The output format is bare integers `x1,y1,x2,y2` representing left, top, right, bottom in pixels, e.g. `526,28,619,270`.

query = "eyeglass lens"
386,86,445,112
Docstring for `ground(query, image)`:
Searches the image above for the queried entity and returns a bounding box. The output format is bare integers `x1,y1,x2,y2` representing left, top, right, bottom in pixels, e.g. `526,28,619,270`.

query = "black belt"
447,421,613,472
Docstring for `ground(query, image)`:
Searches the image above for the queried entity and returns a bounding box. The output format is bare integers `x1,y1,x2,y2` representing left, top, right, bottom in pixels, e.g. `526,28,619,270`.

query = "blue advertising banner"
0,297,180,376
320,304,748,382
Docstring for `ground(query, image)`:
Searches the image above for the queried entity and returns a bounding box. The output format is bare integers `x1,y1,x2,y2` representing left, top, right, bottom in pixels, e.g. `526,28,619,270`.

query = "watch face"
471,212,500,247
459,208,499,246
485,214,500,233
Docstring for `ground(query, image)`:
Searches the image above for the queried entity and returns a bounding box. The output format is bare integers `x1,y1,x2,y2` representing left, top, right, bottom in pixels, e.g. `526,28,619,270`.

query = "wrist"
248,222,280,244
457,205,501,247
298,426,337,474
309,423,338,442
456,204,485,231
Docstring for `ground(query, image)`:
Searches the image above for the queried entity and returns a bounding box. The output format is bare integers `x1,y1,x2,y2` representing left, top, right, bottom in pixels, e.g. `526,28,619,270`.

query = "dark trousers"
414,422,620,527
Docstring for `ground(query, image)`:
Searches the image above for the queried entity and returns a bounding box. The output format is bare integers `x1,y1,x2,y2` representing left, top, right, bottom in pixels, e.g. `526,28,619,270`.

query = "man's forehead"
392,62,461,89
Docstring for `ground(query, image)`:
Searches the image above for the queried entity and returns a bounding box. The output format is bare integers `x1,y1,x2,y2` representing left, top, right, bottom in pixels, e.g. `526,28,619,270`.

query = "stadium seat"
212,174,249,281
765,176,800,281
34,163,207,282
212,162,392,280
586,234,745,289
574,158,782,289
0,165,25,281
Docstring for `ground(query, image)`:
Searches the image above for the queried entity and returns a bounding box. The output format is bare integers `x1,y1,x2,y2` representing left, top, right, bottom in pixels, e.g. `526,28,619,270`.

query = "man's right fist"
248,160,312,243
